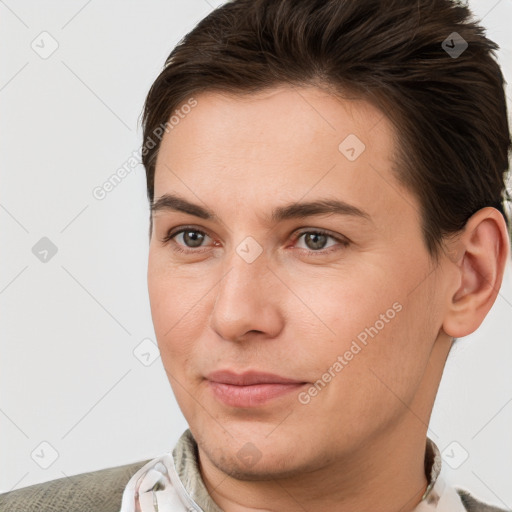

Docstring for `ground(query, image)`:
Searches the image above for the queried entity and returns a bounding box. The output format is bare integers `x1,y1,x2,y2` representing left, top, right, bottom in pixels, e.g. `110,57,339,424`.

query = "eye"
160,226,349,256
160,227,215,254
292,229,349,254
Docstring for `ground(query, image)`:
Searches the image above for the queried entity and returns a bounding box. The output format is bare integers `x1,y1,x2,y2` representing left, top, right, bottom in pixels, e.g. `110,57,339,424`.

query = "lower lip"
207,381,306,407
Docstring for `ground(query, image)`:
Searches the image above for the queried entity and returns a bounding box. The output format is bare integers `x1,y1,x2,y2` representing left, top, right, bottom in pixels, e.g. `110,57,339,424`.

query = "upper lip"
206,370,305,386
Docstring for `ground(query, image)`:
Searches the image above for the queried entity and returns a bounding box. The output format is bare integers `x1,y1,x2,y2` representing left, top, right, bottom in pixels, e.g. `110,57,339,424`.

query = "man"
1,0,510,511
122,0,511,510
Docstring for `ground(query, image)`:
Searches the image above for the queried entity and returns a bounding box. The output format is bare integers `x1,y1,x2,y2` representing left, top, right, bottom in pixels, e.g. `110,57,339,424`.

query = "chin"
211,452,306,482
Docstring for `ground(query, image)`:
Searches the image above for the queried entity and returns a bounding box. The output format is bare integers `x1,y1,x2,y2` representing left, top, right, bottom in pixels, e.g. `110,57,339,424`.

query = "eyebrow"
150,193,371,224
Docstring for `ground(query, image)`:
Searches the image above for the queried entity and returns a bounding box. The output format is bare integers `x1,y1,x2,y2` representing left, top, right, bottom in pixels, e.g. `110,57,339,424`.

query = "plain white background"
1,0,511,508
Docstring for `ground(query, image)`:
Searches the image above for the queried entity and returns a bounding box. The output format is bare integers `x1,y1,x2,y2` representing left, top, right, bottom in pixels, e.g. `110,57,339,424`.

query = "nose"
209,248,284,342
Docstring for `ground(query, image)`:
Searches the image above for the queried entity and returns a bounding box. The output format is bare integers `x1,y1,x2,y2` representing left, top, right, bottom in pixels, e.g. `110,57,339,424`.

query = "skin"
147,85,509,512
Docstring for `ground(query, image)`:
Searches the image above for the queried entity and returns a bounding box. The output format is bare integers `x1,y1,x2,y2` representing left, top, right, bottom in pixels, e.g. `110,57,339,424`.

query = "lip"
206,370,307,407
206,370,304,386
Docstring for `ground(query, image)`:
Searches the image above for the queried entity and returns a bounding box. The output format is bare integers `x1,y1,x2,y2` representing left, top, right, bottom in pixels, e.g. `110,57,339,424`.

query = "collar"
120,430,467,512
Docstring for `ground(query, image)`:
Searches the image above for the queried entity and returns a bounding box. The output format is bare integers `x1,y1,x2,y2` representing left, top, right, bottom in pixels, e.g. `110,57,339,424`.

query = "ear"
442,207,510,338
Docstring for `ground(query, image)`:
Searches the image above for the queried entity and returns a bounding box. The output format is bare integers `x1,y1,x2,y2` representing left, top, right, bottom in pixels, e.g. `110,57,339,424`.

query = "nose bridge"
210,238,282,340
219,232,270,295
215,240,269,313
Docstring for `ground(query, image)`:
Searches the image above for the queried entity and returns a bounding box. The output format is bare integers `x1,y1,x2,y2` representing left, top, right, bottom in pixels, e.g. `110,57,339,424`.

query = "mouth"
205,370,307,407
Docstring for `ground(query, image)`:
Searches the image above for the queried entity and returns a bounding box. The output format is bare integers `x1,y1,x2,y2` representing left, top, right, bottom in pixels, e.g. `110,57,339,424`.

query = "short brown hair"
141,0,511,258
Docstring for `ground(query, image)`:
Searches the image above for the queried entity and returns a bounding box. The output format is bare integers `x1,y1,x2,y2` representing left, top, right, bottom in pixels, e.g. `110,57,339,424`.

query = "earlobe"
442,207,509,339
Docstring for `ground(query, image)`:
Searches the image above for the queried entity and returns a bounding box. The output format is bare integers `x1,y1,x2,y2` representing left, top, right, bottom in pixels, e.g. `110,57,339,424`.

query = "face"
147,85,450,479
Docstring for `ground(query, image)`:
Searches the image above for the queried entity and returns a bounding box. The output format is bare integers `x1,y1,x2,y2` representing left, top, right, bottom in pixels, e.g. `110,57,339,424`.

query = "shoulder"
0,458,152,512
457,487,511,512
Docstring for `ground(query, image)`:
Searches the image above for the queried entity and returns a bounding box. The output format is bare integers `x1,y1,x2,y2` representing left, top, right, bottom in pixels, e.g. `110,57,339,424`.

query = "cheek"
305,307,430,447
147,255,198,361
147,266,205,416
317,272,400,345
148,248,204,330
314,265,435,393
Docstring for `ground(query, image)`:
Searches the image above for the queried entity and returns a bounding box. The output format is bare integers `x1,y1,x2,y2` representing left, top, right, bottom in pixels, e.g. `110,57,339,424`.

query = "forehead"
158,85,392,164
152,85,416,231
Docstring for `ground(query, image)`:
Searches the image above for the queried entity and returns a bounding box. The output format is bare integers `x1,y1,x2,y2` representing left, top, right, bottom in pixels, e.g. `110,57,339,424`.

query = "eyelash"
160,226,350,256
